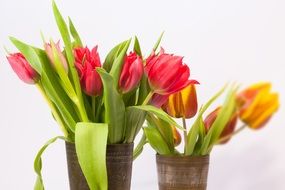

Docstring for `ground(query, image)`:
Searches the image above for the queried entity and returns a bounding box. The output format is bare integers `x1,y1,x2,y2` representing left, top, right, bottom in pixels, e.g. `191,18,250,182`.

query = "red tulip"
74,46,102,96
44,41,68,73
119,52,143,93
7,53,39,84
204,107,238,144
145,48,199,95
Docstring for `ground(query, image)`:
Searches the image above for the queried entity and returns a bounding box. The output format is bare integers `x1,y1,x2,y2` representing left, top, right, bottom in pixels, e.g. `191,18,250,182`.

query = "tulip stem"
36,83,69,137
182,117,188,155
142,91,154,105
92,96,96,119
216,124,247,144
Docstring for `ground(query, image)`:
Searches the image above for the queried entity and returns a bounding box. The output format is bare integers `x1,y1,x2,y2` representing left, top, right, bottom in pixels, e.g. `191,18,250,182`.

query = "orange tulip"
171,126,182,146
162,84,198,118
237,82,279,129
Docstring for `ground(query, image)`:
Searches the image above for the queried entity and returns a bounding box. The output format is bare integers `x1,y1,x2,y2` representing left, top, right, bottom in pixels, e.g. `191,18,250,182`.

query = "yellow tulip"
237,82,279,129
162,84,198,118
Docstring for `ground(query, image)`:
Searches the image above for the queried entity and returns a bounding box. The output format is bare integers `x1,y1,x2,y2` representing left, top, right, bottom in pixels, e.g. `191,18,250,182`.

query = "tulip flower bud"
162,84,198,118
145,48,199,95
74,46,103,96
44,41,68,73
119,52,143,93
204,107,238,144
237,82,279,129
172,126,182,146
7,53,39,84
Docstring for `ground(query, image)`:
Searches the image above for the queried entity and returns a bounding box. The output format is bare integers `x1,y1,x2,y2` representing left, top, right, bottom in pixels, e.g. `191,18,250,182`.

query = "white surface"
0,0,284,189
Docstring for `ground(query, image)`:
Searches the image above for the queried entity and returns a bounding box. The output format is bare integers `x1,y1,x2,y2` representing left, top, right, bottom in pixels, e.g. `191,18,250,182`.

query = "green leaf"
34,136,67,190
35,48,79,132
122,88,138,106
147,114,174,152
144,126,172,155
193,116,206,155
137,74,150,104
109,39,131,89
133,36,142,57
133,133,147,160
68,17,83,47
124,107,146,143
200,87,238,155
186,85,227,155
42,73,77,131
103,40,129,72
53,1,88,122
75,122,108,190
50,41,78,103
9,37,42,74
152,32,164,52
37,82,70,137
97,68,126,143
131,105,183,130
52,1,73,66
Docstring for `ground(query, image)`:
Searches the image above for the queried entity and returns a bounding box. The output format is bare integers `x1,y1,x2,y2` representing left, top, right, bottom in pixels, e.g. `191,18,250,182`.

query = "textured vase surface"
65,142,134,190
156,154,210,190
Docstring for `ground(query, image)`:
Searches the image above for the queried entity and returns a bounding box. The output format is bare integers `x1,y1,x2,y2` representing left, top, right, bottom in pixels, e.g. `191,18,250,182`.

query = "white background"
0,0,284,189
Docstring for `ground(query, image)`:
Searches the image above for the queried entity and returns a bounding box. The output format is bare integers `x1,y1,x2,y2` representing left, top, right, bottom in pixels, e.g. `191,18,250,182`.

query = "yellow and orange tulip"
237,82,279,129
162,84,198,118
171,126,182,146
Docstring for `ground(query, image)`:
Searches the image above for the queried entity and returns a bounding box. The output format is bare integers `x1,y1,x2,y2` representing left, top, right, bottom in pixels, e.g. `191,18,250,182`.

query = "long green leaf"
9,37,42,74
52,1,88,122
109,39,131,89
137,74,150,105
50,41,78,103
133,133,147,160
97,68,125,143
193,116,206,155
152,32,164,52
147,114,174,152
131,105,183,130
133,36,142,57
200,87,237,155
34,136,67,190
103,40,128,72
75,122,108,190
144,126,172,155
186,85,227,155
68,17,83,47
202,87,237,155
124,107,146,143
35,48,79,132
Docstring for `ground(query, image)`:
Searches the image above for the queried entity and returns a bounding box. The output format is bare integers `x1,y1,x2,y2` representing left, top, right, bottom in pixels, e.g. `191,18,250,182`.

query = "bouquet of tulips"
138,82,279,156
5,1,200,189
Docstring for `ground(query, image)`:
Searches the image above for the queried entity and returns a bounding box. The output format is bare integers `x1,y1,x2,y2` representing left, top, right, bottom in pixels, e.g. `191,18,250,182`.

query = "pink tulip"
44,41,68,73
7,53,39,84
74,46,102,96
119,52,143,93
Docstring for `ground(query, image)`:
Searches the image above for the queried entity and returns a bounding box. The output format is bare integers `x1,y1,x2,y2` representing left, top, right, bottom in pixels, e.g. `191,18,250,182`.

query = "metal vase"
156,154,210,190
65,142,134,190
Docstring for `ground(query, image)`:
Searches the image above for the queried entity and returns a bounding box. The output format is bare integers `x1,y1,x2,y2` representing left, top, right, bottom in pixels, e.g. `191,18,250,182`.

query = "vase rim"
156,153,209,158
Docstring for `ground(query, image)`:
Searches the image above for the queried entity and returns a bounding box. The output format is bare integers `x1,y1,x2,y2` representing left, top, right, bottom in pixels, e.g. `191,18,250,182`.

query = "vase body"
65,142,134,190
156,154,210,190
